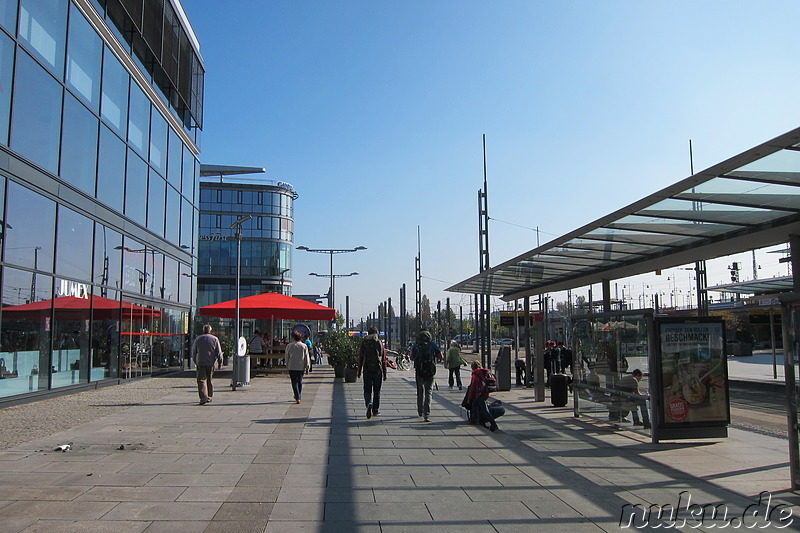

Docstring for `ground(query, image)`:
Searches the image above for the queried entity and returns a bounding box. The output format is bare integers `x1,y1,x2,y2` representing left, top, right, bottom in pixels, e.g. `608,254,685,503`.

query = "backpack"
482,369,497,394
416,342,437,379
362,336,383,373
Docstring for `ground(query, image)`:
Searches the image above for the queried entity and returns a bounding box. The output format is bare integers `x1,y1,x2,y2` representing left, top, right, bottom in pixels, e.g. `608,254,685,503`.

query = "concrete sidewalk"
0,364,797,532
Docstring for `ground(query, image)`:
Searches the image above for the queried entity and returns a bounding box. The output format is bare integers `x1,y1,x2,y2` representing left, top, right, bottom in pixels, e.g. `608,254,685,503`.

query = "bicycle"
388,349,412,371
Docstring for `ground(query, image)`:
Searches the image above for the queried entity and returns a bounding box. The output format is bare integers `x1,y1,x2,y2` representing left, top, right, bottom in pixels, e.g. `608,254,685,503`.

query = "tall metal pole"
230,215,252,391
478,134,491,367
329,251,334,310
415,226,422,330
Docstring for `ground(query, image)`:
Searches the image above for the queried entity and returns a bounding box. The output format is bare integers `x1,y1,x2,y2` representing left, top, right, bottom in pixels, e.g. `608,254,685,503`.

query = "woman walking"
285,330,310,403
445,340,464,390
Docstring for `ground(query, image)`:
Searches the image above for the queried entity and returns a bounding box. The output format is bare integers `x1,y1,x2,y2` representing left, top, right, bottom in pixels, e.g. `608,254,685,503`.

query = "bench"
248,349,288,373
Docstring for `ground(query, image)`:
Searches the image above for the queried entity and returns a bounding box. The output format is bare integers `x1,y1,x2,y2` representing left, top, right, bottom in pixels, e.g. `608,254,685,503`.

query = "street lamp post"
309,272,359,310
296,246,366,310
230,215,252,391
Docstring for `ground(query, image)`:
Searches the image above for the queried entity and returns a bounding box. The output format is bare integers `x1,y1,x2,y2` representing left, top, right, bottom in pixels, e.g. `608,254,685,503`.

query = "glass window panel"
18,0,67,76
178,263,192,304
5,181,54,271
55,205,92,281
65,3,101,110
51,287,89,388
181,145,194,199
147,169,165,236
0,175,6,250
89,0,104,17
0,0,17,35
127,82,149,156
10,50,62,174
60,92,98,195
179,199,192,248
0,30,13,145
166,127,181,189
93,224,121,291
165,184,179,244
149,108,166,174
0,267,52,396
162,255,177,302
91,284,121,380
100,46,128,136
124,149,147,226
96,124,125,212
120,238,144,293
146,249,162,299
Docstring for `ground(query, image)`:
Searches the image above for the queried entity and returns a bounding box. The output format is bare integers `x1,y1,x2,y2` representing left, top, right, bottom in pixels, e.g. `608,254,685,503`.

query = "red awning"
199,293,335,321
2,295,160,320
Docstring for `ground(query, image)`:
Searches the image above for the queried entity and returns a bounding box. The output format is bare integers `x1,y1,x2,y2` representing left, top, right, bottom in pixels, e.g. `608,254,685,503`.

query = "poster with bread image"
660,321,729,425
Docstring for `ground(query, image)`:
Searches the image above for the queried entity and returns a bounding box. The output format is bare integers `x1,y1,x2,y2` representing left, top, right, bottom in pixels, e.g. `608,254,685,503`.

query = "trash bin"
550,373,568,407
495,346,512,391
233,355,250,386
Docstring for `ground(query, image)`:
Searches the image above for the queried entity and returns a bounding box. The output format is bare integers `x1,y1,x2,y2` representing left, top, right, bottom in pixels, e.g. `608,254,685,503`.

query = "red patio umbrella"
199,292,335,321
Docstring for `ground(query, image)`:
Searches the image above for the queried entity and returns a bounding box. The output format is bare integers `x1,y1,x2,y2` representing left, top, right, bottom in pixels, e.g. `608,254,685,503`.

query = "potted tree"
323,329,357,379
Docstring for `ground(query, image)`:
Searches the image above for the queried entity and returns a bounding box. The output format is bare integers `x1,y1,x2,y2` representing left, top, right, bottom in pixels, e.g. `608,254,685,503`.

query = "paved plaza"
0,357,797,532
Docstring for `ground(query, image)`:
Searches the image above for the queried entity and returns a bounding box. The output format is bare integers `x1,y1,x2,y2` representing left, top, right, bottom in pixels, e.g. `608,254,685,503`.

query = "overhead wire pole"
689,140,709,316
478,134,491,368
415,226,422,331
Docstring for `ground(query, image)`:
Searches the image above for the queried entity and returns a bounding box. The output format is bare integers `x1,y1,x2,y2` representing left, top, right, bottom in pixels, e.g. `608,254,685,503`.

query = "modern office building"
197,167,297,311
0,0,203,402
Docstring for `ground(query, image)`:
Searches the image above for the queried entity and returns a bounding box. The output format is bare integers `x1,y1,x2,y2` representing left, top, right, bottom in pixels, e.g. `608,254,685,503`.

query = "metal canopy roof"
707,275,794,295
447,127,800,302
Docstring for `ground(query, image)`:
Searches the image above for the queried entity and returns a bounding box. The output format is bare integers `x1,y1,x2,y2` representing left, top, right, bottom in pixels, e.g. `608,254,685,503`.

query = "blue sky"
182,1,800,321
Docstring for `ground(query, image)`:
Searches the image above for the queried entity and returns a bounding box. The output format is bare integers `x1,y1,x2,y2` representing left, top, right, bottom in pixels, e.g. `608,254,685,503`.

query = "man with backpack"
411,329,440,422
357,327,388,419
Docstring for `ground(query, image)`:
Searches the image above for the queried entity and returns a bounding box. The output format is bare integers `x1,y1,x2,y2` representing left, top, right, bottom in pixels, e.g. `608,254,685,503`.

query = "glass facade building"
197,175,298,310
0,0,203,401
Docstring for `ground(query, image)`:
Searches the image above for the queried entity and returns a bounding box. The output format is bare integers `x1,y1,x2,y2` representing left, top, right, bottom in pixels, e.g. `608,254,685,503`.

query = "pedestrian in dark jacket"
357,327,388,418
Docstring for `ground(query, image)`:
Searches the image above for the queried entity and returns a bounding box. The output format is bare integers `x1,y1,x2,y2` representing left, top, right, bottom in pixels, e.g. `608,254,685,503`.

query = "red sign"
667,396,689,421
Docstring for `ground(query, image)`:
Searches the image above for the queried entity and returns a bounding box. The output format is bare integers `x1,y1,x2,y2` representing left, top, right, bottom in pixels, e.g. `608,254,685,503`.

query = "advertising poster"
659,320,729,426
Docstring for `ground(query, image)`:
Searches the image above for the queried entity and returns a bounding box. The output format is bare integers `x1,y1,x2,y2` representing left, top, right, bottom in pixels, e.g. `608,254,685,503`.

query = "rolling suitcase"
550,373,568,407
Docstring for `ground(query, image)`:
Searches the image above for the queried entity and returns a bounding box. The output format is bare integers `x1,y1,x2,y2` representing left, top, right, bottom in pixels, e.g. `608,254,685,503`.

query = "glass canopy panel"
526,254,619,268
549,246,644,262
689,176,800,195
560,238,657,255
610,215,745,236
517,260,587,273
734,148,800,175
584,228,703,247
637,207,784,226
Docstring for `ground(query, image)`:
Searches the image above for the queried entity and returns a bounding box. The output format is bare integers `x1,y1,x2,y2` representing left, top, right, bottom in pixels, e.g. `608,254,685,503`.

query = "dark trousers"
289,370,304,401
363,371,383,410
448,367,462,388
515,360,525,386
470,395,504,429
416,375,433,416
196,365,214,402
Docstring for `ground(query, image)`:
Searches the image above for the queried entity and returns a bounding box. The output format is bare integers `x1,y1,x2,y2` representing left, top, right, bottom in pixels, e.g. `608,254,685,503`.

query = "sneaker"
489,425,498,432
372,410,380,416
206,398,212,403
424,416,430,422
366,404,373,419
199,400,207,405
418,412,423,417
633,420,644,426
459,386,463,390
